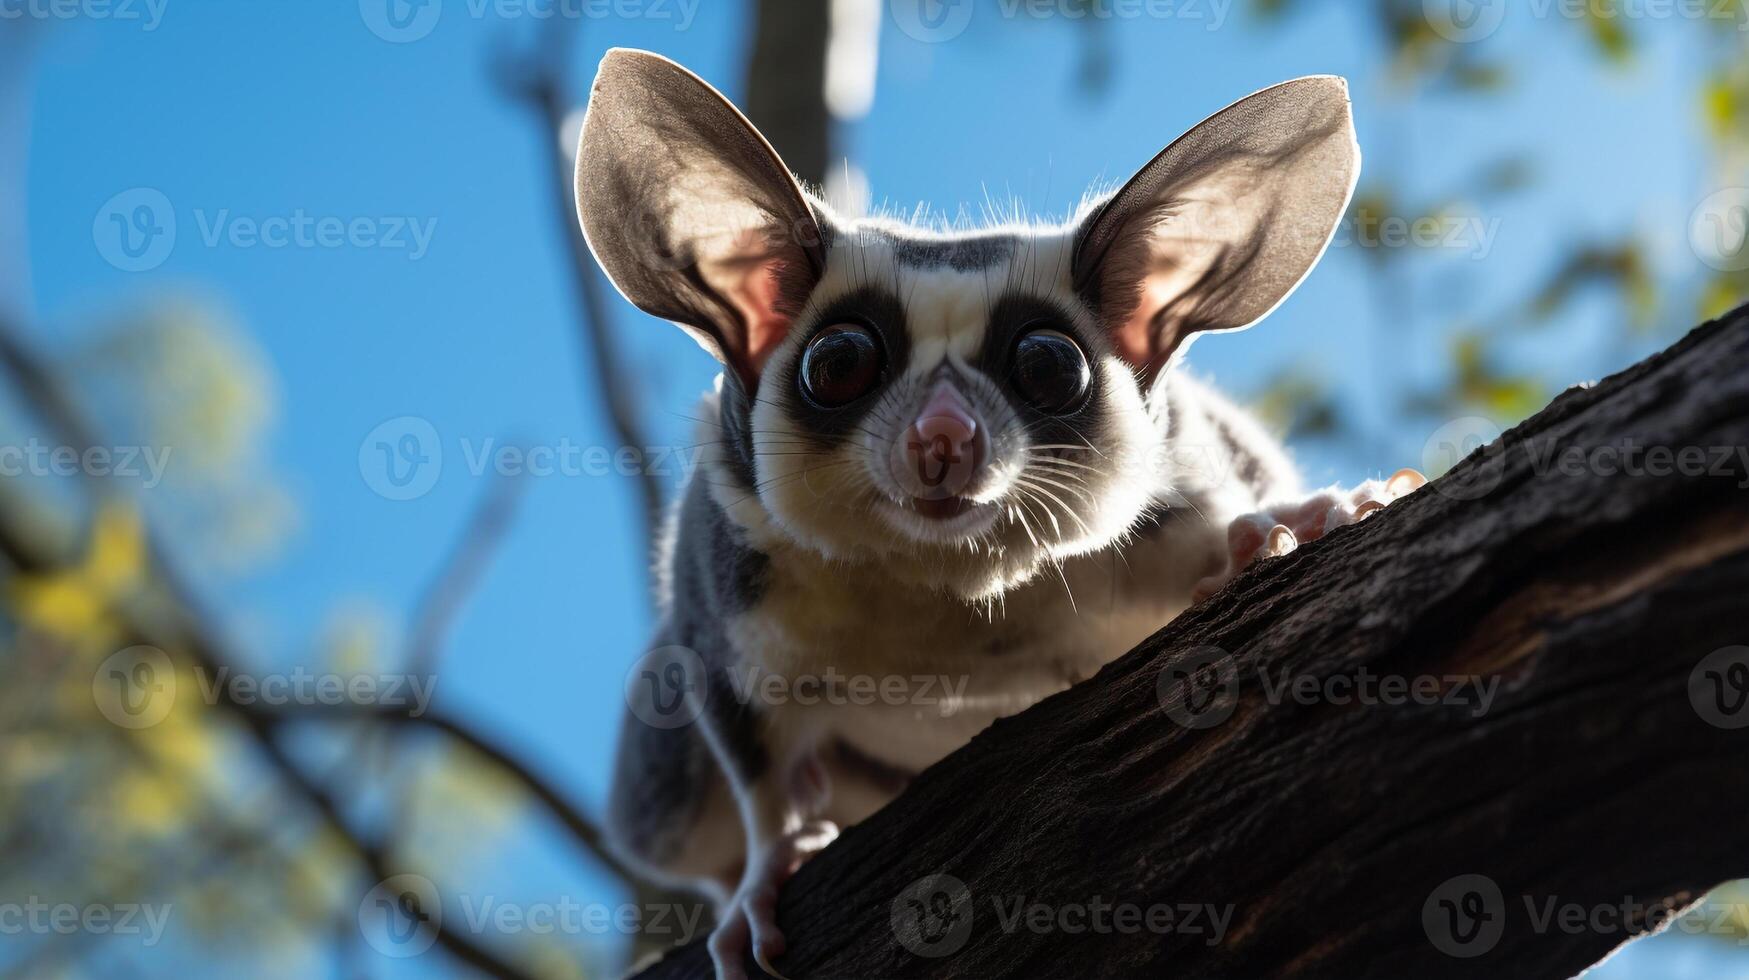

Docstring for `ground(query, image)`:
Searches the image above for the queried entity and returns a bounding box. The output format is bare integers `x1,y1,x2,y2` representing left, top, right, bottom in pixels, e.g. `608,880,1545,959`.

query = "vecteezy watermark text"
92,646,437,729
1334,211,1503,259
993,0,1233,28
359,0,699,43
94,188,437,272
0,0,167,29
1424,873,1747,957
0,900,172,945
357,874,708,958
890,0,1233,44
724,665,971,711
358,416,708,501
193,209,436,260
1157,647,1501,731
457,895,706,940
891,874,1234,959
0,439,172,488
622,646,975,730
1425,0,1749,45
1421,416,1749,502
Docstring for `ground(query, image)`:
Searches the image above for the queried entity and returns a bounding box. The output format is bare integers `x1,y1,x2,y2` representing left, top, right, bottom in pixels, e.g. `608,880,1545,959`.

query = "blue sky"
12,0,1747,974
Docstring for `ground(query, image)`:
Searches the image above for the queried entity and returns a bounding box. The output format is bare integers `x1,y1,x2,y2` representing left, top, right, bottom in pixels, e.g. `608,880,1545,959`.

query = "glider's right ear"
575,48,827,387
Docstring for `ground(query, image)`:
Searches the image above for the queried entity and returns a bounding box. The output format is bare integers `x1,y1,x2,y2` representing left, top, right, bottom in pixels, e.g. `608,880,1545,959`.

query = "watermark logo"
456,896,706,940
92,652,438,729
1157,652,1502,729
1690,646,1749,730
1428,0,1749,44
725,666,970,714
890,0,974,42
94,188,176,272
1333,211,1503,260
96,190,436,267
892,874,974,958
359,874,442,957
891,878,1233,955
359,424,704,500
360,416,443,501
191,210,437,259
92,645,176,729
1424,873,1505,957
360,0,442,41
624,645,709,729
0,899,172,944
1423,0,1509,42
0,440,173,489
1422,415,1506,500
991,896,1232,941
997,0,1233,28
362,0,700,39
0,0,168,30
1157,645,1239,730
1423,877,1738,954
1690,188,1749,272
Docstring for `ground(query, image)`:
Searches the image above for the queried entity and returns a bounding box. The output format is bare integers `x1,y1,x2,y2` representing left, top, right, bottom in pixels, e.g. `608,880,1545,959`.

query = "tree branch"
0,320,545,980
497,25,663,550
264,701,637,885
635,308,1749,978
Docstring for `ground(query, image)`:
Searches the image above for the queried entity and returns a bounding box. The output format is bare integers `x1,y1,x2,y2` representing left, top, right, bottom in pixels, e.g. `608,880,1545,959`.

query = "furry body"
574,49,1366,976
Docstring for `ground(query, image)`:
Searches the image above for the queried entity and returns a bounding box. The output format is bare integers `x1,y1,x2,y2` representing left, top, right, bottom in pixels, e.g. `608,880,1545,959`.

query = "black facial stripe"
886,231,1020,271
716,369,760,491
977,292,1114,451
776,286,911,444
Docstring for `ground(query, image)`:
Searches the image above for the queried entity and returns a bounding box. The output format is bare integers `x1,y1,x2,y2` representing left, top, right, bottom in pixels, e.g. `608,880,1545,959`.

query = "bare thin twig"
496,25,663,552
264,701,639,885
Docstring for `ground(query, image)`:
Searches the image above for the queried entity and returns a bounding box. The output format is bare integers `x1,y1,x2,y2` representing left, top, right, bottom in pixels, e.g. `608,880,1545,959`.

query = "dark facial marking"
776,286,911,444
976,293,1114,452
716,370,760,492
798,323,884,408
1011,329,1093,414
885,230,1020,272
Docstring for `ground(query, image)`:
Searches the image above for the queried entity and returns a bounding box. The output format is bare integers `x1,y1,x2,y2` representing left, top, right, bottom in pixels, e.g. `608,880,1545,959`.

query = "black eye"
1011,327,1091,413
799,323,884,408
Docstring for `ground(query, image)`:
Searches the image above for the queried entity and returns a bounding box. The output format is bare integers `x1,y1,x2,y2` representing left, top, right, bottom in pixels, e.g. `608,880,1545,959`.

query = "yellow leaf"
110,769,191,836
4,503,144,649
85,503,145,593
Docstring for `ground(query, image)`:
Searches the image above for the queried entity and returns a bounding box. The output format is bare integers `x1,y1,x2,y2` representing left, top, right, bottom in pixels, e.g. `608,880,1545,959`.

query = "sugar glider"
574,49,1421,979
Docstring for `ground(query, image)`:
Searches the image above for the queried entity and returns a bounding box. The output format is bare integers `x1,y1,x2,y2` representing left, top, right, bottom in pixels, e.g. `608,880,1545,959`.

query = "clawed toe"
707,821,840,980
1194,469,1426,603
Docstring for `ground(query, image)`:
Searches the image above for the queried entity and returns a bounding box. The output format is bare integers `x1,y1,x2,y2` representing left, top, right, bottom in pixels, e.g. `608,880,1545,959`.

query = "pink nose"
913,386,978,456
902,384,985,498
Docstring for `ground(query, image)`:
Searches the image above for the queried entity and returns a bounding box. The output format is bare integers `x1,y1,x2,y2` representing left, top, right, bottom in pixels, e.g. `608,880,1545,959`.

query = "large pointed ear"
1072,76,1360,377
575,49,827,386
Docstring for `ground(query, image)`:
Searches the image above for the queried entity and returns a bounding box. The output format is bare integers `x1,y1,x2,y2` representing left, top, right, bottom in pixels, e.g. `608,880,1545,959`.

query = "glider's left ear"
1072,76,1360,378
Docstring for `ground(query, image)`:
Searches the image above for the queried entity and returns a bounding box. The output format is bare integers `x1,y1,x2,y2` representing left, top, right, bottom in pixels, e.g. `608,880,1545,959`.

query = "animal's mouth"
874,492,998,542
911,495,975,520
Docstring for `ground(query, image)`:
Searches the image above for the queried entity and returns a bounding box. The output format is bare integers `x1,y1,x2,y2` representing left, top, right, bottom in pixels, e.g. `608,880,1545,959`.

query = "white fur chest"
722,531,1207,775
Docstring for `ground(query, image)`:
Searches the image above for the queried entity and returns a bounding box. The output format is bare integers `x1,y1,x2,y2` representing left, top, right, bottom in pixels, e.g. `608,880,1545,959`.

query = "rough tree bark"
637,308,1749,979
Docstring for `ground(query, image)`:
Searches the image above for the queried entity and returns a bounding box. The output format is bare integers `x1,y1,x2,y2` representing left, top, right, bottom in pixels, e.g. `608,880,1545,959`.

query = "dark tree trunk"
742,0,831,186
636,308,1749,979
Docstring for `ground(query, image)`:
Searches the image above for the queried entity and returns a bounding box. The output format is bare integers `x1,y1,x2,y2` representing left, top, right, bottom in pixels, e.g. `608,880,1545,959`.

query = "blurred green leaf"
1250,369,1344,441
